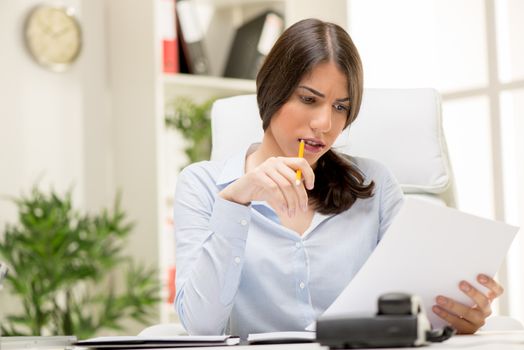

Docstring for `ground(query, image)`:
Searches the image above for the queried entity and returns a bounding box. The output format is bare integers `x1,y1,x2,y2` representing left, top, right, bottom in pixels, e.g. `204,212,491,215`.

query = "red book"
167,265,176,303
160,0,179,74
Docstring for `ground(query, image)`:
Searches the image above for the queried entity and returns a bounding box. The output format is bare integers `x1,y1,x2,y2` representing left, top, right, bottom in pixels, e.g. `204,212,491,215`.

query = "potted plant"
0,186,160,338
165,97,216,167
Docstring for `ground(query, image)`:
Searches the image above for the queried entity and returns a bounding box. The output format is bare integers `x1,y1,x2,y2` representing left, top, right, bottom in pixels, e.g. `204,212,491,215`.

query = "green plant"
0,186,160,338
165,97,216,166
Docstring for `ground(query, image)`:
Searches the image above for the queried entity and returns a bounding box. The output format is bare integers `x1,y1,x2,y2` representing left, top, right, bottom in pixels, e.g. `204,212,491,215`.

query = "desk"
164,331,524,350
5,332,522,350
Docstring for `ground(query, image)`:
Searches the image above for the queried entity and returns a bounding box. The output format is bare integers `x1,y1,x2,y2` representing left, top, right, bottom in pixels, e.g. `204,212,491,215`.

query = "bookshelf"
107,0,349,325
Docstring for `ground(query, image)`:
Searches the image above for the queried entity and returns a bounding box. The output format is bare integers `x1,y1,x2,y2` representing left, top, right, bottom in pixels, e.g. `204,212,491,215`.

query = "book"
175,0,209,75
74,335,240,348
224,11,284,79
247,331,315,344
159,0,179,74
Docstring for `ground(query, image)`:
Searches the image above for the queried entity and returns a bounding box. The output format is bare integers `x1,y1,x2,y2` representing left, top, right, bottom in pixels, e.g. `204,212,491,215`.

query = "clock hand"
37,17,55,37
52,26,70,38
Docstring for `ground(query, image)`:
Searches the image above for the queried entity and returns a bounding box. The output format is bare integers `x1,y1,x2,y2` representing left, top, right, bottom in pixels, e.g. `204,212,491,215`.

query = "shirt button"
295,242,301,248
299,282,305,289
240,219,248,226
234,257,241,264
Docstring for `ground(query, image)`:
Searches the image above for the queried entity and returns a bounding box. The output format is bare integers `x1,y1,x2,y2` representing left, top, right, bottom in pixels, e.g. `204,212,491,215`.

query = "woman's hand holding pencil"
295,139,305,186
219,140,314,217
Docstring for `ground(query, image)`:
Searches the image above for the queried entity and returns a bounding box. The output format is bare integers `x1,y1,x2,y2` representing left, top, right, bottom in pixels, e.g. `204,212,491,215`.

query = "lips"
298,138,326,154
299,138,326,148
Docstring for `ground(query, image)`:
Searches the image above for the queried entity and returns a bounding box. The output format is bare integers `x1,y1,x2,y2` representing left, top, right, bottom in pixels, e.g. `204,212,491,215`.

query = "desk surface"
7,331,520,350
166,331,524,350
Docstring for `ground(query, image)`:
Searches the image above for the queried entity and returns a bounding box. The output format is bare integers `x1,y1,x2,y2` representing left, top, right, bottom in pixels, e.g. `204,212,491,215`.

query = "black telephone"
316,293,455,348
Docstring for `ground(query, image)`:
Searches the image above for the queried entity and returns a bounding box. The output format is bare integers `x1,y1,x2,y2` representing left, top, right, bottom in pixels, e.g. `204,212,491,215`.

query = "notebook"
74,335,240,348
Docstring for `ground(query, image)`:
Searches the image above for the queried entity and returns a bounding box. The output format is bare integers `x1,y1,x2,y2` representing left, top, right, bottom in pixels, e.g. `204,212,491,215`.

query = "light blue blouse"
174,146,404,339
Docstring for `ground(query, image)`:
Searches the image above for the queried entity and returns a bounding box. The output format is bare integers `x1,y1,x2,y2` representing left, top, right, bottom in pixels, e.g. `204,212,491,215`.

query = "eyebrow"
297,85,350,102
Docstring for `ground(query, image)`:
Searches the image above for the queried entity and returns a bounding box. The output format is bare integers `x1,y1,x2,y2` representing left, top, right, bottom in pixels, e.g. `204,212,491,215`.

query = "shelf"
163,74,256,101
209,0,284,8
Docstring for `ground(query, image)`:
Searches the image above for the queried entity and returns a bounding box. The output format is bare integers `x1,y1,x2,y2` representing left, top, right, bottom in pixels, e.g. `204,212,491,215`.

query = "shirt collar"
215,144,254,187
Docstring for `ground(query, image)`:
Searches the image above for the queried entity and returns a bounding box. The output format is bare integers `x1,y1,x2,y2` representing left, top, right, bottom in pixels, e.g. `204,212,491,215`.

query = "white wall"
1,0,83,224
0,0,164,332
104,0,163,330
81,0,115,213
0,0,113,219
0,0,114,317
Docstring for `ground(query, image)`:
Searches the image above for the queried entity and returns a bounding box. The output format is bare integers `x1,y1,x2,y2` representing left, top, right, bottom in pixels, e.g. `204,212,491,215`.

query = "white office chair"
210,89,456,206
210,89,523,332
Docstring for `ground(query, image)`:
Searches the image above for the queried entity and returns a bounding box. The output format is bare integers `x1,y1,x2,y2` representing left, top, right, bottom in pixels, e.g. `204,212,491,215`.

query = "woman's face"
266,61,350,167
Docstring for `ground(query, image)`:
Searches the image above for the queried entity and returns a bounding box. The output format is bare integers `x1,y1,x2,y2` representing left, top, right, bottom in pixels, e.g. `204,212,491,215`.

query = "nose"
309,104,332,133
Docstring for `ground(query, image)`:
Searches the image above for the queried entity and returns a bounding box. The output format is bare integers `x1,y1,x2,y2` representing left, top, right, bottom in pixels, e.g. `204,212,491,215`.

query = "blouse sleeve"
173,164,251,335
377,165,405,241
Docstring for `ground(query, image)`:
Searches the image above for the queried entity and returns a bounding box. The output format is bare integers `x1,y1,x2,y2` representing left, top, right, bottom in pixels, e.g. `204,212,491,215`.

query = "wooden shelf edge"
211,0,285,9
163,73,256,94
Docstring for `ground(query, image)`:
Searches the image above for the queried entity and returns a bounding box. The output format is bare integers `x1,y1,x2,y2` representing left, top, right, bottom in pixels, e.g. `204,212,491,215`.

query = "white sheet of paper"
310,197,519,330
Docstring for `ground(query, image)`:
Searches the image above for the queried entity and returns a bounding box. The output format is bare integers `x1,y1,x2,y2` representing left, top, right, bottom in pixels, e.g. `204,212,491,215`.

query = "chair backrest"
210,89,455,206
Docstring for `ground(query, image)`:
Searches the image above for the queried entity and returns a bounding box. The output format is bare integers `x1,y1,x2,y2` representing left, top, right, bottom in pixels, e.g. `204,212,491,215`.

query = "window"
348,0,524,323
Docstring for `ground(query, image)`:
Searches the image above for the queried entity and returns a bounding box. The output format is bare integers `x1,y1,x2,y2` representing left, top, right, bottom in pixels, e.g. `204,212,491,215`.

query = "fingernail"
478,274,488,283
432,306,442,315
460,281,471,292
437,296,447,305
295,179,301,186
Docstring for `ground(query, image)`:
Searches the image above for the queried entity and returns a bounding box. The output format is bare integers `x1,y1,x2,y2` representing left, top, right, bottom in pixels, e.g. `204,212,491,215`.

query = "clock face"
24,5,82,72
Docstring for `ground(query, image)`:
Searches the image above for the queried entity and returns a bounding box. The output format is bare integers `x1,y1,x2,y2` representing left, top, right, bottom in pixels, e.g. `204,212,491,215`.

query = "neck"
245,130,284,171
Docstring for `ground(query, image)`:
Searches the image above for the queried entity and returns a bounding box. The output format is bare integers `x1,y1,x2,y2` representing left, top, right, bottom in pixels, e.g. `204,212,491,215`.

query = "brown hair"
256,18,374,215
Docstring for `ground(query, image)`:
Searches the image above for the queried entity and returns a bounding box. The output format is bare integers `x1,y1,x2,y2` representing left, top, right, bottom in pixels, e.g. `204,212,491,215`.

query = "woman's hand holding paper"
432,274,504,334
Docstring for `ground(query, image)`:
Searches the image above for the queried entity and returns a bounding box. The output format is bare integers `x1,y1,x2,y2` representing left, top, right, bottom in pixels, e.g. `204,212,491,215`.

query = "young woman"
173,18,503,339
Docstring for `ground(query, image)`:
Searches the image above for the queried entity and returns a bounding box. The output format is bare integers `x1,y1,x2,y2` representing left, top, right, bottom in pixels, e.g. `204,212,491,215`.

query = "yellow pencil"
295,139,305,186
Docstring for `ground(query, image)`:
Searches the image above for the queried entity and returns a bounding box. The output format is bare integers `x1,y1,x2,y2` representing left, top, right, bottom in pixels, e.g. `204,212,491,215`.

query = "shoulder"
342,154,397,185
174,160,228,212
178,160,224,183
343,155,404,206
176,160,226,197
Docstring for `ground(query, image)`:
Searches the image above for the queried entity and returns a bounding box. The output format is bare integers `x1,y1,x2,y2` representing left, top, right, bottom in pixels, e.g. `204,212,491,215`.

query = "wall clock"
24,5,82,72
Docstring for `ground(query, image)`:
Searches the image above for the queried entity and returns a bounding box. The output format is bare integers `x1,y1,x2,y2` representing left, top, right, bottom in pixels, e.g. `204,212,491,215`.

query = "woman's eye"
300,96,315,104
334,104,349,112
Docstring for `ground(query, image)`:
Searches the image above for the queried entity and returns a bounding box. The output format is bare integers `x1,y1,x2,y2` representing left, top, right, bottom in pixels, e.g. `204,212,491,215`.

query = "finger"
275,162,309,212
258,157,295,214
283,157,315,190
265,168,299,217
432,305,479,334
478,274,504,300
435,295,486,326
459,281,492,317
296,184,309,212
256,172,288,215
